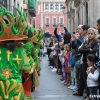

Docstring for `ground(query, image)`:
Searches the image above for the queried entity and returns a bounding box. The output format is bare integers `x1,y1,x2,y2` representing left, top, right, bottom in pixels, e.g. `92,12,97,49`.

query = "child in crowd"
58,42,64,75
64,44,71,86
87,54,99,100
67,49,76,89
59,43,67,84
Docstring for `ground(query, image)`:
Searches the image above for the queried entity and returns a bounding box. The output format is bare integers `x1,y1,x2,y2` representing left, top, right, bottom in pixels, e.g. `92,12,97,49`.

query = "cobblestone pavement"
32,56,83,100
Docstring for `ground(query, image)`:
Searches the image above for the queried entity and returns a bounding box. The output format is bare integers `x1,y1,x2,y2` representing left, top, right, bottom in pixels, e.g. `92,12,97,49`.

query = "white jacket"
87,67,99,87
59,50,64,64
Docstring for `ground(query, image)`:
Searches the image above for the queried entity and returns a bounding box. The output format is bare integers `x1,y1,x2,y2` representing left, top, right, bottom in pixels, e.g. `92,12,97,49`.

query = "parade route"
32,56,83,100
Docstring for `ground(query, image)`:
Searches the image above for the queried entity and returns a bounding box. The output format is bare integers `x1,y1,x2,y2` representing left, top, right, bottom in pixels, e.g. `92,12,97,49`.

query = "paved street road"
32,55,83,100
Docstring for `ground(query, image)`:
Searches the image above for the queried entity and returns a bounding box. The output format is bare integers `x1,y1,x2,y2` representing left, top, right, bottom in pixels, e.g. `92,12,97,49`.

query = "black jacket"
79,39,98,62
63,27,71,44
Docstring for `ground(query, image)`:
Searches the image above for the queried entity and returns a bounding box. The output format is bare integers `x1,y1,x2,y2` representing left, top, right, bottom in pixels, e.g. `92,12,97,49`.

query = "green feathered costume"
0,7,32,100
31,28,45,75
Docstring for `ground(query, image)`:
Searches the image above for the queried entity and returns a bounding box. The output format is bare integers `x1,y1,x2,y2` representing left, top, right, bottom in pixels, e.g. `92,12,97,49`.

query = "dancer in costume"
22,27,39,100
31,29,45,76
0,7,32,100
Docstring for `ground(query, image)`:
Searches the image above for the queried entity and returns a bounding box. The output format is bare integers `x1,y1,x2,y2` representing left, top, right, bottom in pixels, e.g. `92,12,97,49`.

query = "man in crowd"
93,19,100,100
73,25,90,97
71,25,83,91
54,23,71,44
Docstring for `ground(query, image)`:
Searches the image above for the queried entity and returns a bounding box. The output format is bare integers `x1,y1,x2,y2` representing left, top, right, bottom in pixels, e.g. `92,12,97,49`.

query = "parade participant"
0,7,31,99
22,27,37,100
31,28,45,76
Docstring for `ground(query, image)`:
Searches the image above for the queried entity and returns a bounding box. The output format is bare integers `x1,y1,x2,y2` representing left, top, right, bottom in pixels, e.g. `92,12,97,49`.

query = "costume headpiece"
30,28,45,44
0,7,28,41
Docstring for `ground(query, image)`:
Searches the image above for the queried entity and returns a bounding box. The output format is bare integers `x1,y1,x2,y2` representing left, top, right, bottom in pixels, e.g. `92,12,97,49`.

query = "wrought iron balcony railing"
46,24,49,27
53,24,56,27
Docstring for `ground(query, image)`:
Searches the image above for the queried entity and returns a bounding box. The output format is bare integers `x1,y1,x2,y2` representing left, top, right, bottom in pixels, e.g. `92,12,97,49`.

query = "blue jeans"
71,67,77,86
49,57,54,66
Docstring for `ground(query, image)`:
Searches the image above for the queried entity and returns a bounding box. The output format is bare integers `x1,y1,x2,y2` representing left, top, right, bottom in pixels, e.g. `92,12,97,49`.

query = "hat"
82,25,90,30
0,7,28,41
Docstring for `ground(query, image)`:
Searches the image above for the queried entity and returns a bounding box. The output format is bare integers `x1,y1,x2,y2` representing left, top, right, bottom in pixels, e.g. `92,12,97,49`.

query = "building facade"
23,0,35,27
0,0,37,27
34,0,67,34
0,0,23,16
65,0,100,33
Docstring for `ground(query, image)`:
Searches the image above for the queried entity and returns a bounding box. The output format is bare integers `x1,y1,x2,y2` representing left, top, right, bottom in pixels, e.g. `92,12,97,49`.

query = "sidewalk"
32,55,83,100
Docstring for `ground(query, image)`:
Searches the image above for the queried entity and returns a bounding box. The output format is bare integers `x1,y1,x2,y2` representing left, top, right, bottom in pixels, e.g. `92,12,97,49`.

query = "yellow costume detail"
2,67,12,79
12,55,22,65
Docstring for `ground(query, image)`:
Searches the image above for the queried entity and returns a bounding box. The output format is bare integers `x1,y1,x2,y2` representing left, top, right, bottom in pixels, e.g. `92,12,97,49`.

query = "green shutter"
28,0,37,10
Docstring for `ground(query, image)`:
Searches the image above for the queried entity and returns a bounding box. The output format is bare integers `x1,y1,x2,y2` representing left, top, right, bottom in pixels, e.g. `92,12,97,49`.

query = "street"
32,55,83,100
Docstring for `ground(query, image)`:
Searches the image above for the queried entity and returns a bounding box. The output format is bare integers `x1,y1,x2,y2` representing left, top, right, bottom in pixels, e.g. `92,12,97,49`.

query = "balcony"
46,24,49,27
0,0,7,9
53,24,56,27
60,24,63,27
28,0,37,17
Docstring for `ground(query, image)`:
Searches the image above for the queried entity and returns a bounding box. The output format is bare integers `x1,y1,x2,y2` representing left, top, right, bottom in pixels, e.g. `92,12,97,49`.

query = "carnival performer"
31,28,45,76
0,7,32,100
22,27,39,100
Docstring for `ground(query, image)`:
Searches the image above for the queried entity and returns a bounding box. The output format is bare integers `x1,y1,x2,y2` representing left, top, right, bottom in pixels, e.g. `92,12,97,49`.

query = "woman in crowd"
79,28,98,100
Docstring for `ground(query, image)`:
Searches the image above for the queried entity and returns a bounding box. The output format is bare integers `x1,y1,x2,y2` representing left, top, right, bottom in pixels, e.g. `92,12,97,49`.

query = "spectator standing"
79,28,98,100
64,44,71,86
87,54,99,100
71,25,83,91
48,39,58,72
93,19,100,100
67,48,75,89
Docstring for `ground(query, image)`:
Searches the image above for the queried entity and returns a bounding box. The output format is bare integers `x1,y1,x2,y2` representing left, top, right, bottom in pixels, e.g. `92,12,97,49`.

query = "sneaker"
67,85,73,89
61,80,65,84
51,68,57,72
73,88,78,92
60,78,64,81
67,83,71,86
50,66,53,69
71,86,77,90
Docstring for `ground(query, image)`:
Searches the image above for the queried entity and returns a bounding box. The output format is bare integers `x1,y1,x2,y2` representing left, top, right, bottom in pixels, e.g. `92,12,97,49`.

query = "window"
50,3,54,10
60,18,63,27
53,18,56,27
78,12,80,25
45,3,49,10
33,20,35,28
17,3,19,8
14,0,16,6
86,2,88,24
55,3,58,10
46,18,49,27
60,4,63,10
